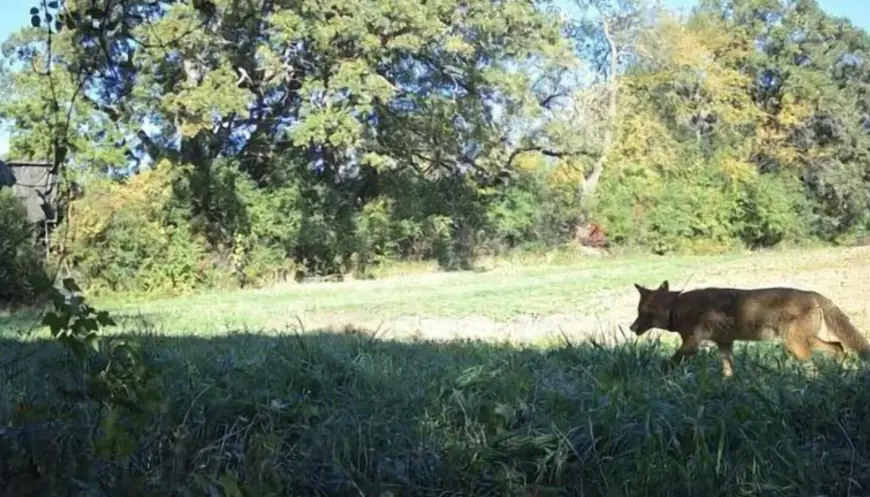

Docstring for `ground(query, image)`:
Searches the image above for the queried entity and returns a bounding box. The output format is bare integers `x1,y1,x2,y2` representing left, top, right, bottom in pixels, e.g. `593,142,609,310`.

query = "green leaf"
42,312,70,336
81,317,99,332
218,472,243,497
62,278,82,293
86,331,100,352
66,337,87,360
96,311,117,327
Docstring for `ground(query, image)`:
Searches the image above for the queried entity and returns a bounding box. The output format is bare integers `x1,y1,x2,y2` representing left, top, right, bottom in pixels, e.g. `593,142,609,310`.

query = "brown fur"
629,280,870,377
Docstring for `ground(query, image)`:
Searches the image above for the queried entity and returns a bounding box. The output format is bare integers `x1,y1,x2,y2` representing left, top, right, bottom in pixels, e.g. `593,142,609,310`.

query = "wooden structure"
0,159,59,253
0,160,57,223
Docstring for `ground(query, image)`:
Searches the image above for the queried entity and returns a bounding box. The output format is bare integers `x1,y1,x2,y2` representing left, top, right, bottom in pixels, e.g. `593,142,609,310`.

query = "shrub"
0,189,51,307
733,172,813,249
591,169,741,254
58,163,209,296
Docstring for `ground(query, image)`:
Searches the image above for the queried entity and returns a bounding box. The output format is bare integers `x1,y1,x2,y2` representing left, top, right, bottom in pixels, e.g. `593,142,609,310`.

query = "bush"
483,172,584,251
58,163,211,296
591,166,817,255
733,172,813,249
591,169,740,254
0,190,51,307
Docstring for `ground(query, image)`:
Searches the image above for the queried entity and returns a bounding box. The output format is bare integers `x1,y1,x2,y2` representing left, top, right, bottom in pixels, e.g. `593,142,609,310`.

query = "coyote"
629,281,870,377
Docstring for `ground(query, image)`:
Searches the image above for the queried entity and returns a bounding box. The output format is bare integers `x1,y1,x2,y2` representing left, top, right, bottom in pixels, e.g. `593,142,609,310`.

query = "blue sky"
0,0,868,157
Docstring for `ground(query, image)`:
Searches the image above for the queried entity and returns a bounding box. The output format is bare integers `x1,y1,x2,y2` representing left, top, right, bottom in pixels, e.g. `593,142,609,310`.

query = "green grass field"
2,246,870,496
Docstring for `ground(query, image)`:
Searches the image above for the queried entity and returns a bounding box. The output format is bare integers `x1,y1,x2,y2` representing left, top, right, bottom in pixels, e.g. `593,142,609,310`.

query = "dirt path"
302,247,870,346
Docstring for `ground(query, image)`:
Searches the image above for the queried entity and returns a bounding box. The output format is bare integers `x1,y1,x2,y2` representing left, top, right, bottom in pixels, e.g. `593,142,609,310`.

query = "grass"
5,249,745,336
2,330,870,496
3,245,870,496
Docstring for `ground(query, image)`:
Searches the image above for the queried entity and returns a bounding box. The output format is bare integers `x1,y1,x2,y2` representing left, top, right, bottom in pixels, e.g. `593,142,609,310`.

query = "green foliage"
1,272,162,495
482,168,585,252
592,167,815,255
4,0,870,297
58,163,211,295
0,190,51,307
591,165,734,254
733,172,813,249
42,278,114,359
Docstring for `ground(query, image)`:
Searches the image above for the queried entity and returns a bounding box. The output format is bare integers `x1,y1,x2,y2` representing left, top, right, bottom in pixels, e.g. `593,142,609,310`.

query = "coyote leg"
667,334,701,370
783,317,814,362
715,342,735,378
808,337,846,363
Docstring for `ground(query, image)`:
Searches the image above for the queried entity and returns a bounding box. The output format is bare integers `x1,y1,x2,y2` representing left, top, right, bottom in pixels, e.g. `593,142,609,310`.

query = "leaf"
48,1,59,8
43,313,70,336
218,472,243,497
62,278,82,293
67,338,87,360
30,15,41,28
96,311,117,327
86,332,100,352
81,317,99,332
30,7,39,15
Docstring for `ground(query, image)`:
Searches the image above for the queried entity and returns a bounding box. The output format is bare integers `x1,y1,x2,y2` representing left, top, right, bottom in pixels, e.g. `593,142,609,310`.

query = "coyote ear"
634,283,646,294
658,280,669,291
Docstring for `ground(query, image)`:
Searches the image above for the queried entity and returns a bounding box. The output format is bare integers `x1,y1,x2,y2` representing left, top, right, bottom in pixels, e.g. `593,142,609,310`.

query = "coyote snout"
629,281,674,336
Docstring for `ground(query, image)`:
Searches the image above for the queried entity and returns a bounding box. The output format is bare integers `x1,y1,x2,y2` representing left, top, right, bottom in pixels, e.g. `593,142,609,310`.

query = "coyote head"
629,280,673,335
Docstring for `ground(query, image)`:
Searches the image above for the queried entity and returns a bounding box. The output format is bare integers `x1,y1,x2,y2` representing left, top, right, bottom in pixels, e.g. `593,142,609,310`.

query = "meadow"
2,246,870,496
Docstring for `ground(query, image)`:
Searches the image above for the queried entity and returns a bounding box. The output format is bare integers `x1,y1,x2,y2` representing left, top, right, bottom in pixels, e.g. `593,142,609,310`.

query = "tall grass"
2,328,869,496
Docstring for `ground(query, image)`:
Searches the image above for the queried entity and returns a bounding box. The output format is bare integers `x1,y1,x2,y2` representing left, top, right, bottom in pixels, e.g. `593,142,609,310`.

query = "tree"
2,0,584,281
542,0,660,199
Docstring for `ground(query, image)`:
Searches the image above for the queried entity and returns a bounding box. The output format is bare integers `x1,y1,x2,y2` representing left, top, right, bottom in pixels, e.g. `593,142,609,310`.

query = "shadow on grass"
1,329,870,496
0,308,46,337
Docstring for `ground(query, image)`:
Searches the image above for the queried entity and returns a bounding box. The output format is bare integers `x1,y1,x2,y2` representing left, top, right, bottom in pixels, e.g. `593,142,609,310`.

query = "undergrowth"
2,320,870,496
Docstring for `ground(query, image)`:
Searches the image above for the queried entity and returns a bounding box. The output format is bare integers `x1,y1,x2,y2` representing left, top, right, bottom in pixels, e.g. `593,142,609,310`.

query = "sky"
0,0,868,158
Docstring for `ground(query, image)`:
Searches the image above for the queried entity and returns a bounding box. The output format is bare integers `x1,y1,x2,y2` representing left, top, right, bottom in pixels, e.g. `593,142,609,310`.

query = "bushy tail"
819,297,870,360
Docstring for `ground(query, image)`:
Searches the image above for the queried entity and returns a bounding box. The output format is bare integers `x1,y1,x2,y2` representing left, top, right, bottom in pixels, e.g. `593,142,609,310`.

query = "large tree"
2,0,578,181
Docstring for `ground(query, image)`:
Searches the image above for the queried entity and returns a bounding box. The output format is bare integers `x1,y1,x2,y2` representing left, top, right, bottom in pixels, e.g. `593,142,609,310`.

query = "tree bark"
580,16,618,199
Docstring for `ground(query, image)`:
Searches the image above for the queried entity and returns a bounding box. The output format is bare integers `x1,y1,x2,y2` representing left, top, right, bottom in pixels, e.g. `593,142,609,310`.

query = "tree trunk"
580,16,618,199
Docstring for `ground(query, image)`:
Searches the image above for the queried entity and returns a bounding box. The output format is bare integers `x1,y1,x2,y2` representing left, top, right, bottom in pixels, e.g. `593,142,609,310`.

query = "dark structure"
0,159,58,223
0,159,59,253
0,161,58,223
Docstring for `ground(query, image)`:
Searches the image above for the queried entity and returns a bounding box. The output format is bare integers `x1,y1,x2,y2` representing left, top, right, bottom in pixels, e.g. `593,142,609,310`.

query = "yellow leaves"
750,92,814,170
752,126,804,168
124,160,176,207
511,153,545,174
387,33,424,51
651,16,713,71
777,93,813,127
444,35,473,56
611,102,680,174
547,159,586,193
720,156,758,184
68,160,178,243
71,187,115,243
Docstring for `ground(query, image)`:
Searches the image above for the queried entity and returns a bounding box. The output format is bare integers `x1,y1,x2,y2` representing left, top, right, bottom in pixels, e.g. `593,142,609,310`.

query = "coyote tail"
819,297,870,360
